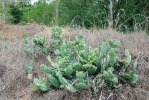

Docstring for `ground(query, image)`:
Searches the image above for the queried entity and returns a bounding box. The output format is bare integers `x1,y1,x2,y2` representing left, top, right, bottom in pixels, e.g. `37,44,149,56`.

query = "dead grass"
0,23,149,100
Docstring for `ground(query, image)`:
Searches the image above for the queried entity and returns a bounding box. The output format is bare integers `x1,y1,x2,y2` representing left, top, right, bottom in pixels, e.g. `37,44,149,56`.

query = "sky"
30,0,54,4
31,0,38,4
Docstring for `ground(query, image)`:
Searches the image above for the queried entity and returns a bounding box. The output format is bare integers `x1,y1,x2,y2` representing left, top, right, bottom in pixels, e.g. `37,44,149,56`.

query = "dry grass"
0,23,149,100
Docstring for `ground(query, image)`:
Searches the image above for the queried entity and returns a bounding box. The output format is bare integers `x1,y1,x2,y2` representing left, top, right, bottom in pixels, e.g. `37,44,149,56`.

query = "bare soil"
0,23,149,100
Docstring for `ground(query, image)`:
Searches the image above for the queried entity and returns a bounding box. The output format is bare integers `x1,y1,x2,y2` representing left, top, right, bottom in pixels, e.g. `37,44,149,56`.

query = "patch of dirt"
0,24,149,100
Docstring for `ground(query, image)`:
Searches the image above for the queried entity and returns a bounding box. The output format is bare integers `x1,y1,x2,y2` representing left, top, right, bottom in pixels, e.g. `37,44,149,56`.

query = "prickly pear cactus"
22,37,32,55
123,61,138,85
103,69,118,86
30,29,138,93
87,48,100,65
23,34,49,55
82,64,97,74
33,35,46,47
33,78,50,92
124,50,131,68
26,60,34,79
52,26,62,50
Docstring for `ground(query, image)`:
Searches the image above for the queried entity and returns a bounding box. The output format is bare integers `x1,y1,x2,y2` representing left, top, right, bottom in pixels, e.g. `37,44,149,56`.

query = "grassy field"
0,23,149,100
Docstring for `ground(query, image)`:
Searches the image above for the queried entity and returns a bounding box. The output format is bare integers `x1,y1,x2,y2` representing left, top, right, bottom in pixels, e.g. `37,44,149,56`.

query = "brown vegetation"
0,24,149,100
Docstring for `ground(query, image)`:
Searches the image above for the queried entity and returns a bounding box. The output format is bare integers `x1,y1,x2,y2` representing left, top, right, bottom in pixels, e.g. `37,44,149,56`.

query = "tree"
109,0,113,28
55,0,59,25
2,0,6,23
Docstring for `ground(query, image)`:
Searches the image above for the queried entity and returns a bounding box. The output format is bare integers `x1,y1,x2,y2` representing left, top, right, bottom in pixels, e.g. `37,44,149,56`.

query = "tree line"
0,0,149,32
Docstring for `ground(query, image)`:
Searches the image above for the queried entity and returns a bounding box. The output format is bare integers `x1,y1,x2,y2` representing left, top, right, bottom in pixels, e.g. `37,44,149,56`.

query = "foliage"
4,0,149,32
29,27,139,93
6,1,31,24
21,1,55,25
58,0,108,28
8,3,23,24
113,0,149,32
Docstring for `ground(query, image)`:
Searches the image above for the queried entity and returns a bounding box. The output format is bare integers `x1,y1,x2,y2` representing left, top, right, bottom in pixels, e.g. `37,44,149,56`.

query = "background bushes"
58,0,108,28
21,1,55,25
4,0,149,32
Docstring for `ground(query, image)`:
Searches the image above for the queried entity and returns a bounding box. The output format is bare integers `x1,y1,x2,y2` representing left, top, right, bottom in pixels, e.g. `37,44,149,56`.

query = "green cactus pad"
49,76,60,88
74,82,88,90
63,66,74,76
111,77,118,85
76,71,86,79
82,64,97,74
40,64,53,74
103,71,110,78
72,62,82,71
33,78,50,92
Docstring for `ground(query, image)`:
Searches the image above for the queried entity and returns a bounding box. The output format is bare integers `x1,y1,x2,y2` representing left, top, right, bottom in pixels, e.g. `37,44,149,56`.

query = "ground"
0,23,149,100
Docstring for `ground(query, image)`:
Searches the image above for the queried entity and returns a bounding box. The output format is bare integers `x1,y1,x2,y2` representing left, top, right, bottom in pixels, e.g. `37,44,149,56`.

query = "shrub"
21,1,55,25
25,27,139,93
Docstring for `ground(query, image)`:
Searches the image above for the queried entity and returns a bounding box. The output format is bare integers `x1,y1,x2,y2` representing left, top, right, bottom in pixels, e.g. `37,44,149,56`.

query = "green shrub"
21,1,55,25
58,0,108,28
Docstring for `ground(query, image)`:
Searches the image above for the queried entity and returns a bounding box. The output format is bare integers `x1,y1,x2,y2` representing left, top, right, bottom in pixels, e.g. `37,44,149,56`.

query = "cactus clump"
23,27,139,93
